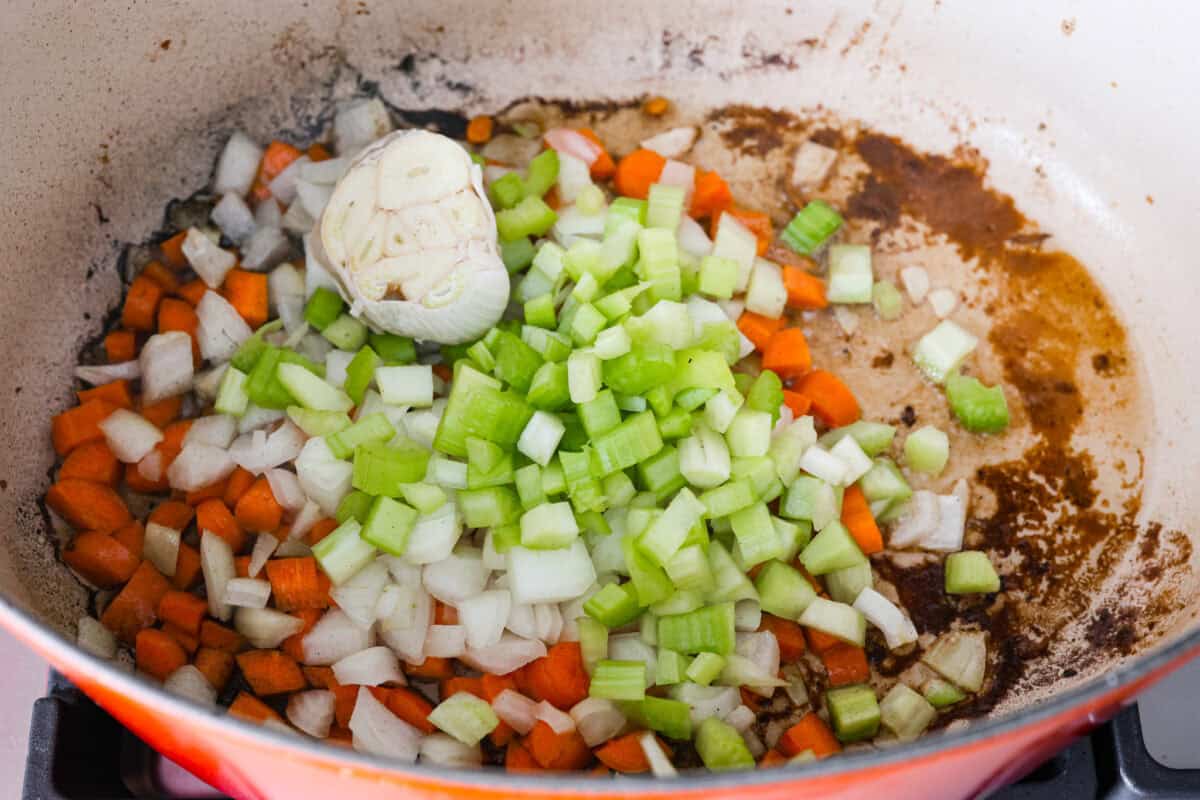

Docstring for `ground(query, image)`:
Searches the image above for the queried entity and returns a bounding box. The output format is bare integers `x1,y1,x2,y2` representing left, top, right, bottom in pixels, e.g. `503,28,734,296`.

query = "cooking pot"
1,0,1198,797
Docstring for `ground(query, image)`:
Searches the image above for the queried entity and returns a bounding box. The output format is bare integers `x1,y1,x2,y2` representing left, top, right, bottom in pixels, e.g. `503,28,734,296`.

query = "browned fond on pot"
0,0,1196,740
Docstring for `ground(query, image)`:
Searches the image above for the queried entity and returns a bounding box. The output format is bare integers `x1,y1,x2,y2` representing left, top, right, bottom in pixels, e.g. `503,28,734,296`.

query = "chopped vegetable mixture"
50,97,1010,774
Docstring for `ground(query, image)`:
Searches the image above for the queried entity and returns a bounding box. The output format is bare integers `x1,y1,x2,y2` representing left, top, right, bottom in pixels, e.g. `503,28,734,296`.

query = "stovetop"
20,666,1200,800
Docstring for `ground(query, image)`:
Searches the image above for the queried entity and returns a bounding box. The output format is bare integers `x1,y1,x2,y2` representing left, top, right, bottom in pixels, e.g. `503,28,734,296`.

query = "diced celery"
859,458,913,512
496,195,557,241
729,502,783,568
589,660,646,701
773,516,812,563
490,331,543,394
214,366,250,416
651,589,706,617
745,258,786,318
800,521,866,575
638,488,706,567
501,236,536,274
579,390,621,438
780,200,843,255
797,597,866,646
704,387,744,434
944,551,1001,594
434,379,533,458
342,346,380,405
699,255,739,300
623,536,674,607
646,183,686,231
567,350,602,404
912,320,978,384
872,280,904,320
694,716,755,770
637,445,686,503
491,523,521,554
584,582,642,628
656,407,693,440
826,244,873,304
635,695,693,740
398,482,446,515
312,519,376,585
825,561,873,605
603,471,637,507
593,325,632,360
523,148,560,198
665,544,715,593
428,692,499,746
579,617,610,674
352,443,430,496
606,197,647,234
458,486,522,528
879,683,937,741
945,372,1010,433
922,678,966,708
513,463,546,509
781,476,842,530
516,410,565,467
321,314,369,351
826,684,880,743
278,363,353,412
590,410,664,477
368,332,416,365
336,490,374,524
524,294,557,330
904,425,950,475
489,171,525,209
361,495,419,556
601,342,676,396
657,602,736,655
725,408,773,459
328,412,395,459
520,501,579,549
526,361,571,412
711,214,757,291
745,371,784,424
819,420,897,457
755,560,817,619
303,287,344,331
699,479,756,519
685,652,726,686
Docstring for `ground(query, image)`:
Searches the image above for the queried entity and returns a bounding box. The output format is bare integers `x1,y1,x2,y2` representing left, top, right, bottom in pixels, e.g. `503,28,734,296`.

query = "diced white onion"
534,700,576,734
640,732,678,777
211,193,257,244
256,197,283,229
144,522,181,578
459,633,546,675
419,734,482,767
168,443,235,492
334,98,394,157
349,686,421,763
200,531,235,622
677,215,713,258
265,468,306,514
492,689,538,735
791,140,838,190
922,630,987,692
569,697,626,747
192,364,228,402
403,502,463,565
213,132,263,197
506,542,596,605
296,179,333,220
901,266,931,304
287,690,336,739
535,603,563,645
888,490,940,548
725,704,756,732
289,500,322,542
672,683,741,726
75,361,140,385
544,128,602,166
425,624,468,658
184,414,238,449
457,589,511,649
331,560,390,628
268,263,307,334
163,665,217,705
922,480,969,552
830,434,873,485
302,609,376,666
928,288,958,318
833,305,859,336
853,587,919,649
300,157,349,185
234,607,306,650
333,646,406,687
77,616,117,659
422,549,488,605
267,155,311,206
246,533,279,578
196,291,253,363
658,159,696,206
240,225,291,272
230,421,307,475
182,227,236,288
225,577,272,609
99,409,163,463
641,126,698,159
379,584,431,664
798,445,848,486
140,332,194,405
555,154,593,204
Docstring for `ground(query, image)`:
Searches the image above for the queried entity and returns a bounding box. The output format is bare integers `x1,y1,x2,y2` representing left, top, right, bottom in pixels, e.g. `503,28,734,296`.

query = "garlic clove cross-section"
315,129,509,344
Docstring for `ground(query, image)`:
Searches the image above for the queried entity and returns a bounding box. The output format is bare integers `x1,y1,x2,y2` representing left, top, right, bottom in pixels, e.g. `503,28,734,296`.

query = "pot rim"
2,593,1198,792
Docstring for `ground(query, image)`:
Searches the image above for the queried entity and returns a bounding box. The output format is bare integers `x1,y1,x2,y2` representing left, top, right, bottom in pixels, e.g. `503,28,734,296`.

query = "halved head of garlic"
315,129,509,344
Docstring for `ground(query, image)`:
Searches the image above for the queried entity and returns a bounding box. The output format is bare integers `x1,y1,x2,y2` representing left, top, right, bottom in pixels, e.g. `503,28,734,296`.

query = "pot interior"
1,0,1197,747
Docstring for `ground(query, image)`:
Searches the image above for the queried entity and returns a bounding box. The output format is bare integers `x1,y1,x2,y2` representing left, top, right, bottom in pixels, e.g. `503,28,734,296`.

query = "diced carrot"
431,363,453,383
62,531,139,588
158,590,208,635
196,499,245,553
403,657,453,680
281,608,323,663
490,719,516,748
265,557,328,612
228,692,282,724
60,440,121,486
821,643,870,687
222,269,269,329
171,543,202,590
51,400,118,456
77,380,134,410
159,231,189,269
505,740,542,773
613,148,666,200
200,620,246,654
480,673,518,702
223,467,255,507
690,170,733,219
795,370,861,428
124,461,168,495
739,687,766,714
235,477,283,533
307,143,332,162
135,628,188,681
736,312,785,352
121,275,165,331
331,684,360,728
595,732,654,773
157,298,200,362
162,622,200,656
804,627,843,655
385,687,437,734
577,129,615,180
186,476,230,506
442,676,485,700
112,521,145,559
100,561,170,643
777,712,841,759
141,260,180,293
234,555,252,578
307,518,339,546
434,601,458,625
195,647,236,690
840,485,884,555
758,749,787,767
259,141,303,185
712,206,773,255
523,642,589,710
782,390,812,418
642,96,670,116
302,665,339,689
149,499,194,531
47,478,130,533
466,115,494,145
759,614,807,663
783,265,829,310
236,650,306,696
177,279,208,307
527,721,593,770
158,420,192,470
104,330,137,363
139,395,182,429
761,328,813,381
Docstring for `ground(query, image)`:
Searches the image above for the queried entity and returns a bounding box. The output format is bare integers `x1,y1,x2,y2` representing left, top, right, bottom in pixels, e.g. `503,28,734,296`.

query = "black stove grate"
21,672,1200,799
